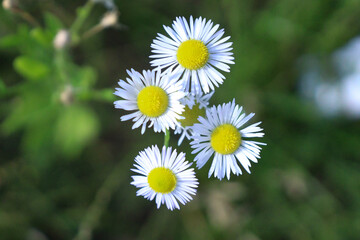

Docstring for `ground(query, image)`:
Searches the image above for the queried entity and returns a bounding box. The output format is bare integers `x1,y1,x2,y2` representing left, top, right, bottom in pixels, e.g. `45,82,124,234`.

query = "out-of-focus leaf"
54,105,99,157
71,65,97,88
94,88,116,102
0,78,6,97
30,28,53,47
2,97,31,135
0,35,22,49
77,89,115,102
0,25,30,49
13,56,50,80
44,12,63,35
22,119,56,168
76,5,89,20
1,85,55,134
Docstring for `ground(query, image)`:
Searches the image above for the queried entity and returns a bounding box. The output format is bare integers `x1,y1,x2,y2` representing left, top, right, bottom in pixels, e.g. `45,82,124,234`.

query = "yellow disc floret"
177,39,209,70
179,103,206,127
210,124,241,155
137,86,169,117
148,167,177,194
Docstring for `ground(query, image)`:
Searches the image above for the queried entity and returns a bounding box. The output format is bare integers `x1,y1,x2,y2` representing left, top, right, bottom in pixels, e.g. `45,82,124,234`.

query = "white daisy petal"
150,16,234,94
190,100,266,180
114,69,185,134
174,92,214,145
131,145,198,210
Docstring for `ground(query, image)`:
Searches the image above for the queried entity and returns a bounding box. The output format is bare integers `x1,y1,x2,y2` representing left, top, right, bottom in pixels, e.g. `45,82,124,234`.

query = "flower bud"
2,0,18,11
100,11,118,28
60,85,74,105
53,29,71,50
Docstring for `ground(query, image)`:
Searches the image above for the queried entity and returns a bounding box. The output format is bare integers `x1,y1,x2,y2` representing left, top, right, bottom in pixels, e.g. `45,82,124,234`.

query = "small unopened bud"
2,0,18,10
53,29,71,50
60,85,74,105
100,11,118,28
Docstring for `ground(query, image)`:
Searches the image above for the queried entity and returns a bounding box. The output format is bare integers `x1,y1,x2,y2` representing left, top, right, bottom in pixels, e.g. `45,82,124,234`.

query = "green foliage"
1,0,360,240
0,9,113,162
43,12,64,34
14,56,50,80
54,105,99,157
0,78,6,96
0,25,30,50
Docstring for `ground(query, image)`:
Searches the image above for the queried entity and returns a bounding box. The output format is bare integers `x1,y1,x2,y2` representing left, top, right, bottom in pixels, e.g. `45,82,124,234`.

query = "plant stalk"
164,129,170,147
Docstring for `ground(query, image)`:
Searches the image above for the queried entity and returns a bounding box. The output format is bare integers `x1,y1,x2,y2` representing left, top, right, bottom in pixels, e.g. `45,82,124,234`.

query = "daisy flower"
150,16,234,94
190,100,266,180
174,92,214,145
114,69,185,134
131,145,199,210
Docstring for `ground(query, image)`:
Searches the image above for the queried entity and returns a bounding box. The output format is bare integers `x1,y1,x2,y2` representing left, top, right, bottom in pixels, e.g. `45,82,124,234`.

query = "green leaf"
54,105,99,157
0,78,6,96
94,88,116,102
1,85,55,134
0,25,30,49
14,56,50,80
0,35,23,49
30,28,53,47
76,6,89,19
44,12,63,35
71,65,97,88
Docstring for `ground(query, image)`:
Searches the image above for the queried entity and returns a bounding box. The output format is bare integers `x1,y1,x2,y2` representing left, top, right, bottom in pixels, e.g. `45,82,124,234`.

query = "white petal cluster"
113,16,266,211
114,69,184,134
150,16,234,94
191,100,266,180
174,92,214,145
131,145,198,210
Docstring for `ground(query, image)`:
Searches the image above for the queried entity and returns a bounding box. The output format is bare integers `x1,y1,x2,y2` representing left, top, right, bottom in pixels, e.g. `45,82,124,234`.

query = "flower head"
174,92,214,145
150,16,234,94
131,145,198,210
114,69,185,134
190,100,266,180
100,11,119,28
53,29,71,50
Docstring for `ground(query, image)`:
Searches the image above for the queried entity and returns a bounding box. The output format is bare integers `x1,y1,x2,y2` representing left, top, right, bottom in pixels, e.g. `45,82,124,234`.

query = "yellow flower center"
147,167,177,194
177,39,209,70
179,103,206,127
210,124,241,155
137,86,168,117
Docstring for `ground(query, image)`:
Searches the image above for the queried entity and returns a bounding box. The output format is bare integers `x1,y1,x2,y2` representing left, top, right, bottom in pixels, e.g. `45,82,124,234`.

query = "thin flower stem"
73,161,124,240
164,129,170,147
81,24,103,40
12,8,40,27
54,50,69,83
70,0,94,45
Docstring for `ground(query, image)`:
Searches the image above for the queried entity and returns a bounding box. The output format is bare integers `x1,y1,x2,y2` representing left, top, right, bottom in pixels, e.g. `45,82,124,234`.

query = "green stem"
73,162,124,240
70,0,95,45
81,24,103,40
54,50,69,83
164,129,170,147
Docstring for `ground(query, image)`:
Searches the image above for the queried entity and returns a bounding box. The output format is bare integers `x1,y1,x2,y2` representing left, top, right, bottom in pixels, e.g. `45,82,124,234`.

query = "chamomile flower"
131,145,198,210
174,92,214,145
150,16,234,94
190,100,266,180
114,69,185,134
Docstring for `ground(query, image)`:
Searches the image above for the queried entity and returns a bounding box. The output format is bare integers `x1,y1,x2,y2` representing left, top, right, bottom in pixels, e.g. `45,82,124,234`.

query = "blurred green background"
1,0,360,239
